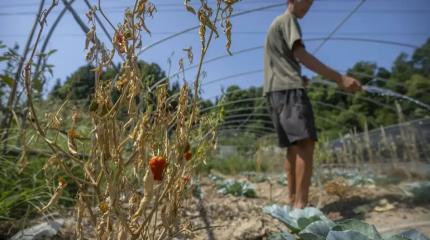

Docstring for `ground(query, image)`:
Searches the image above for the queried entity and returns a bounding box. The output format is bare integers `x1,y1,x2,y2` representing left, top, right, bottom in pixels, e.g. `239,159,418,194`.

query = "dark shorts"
266,89,318,148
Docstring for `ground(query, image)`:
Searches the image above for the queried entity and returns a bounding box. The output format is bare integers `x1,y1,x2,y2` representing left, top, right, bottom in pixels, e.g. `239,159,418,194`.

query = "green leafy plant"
217,179,257,198
209,174,257,198
331,219,382,240
264,205,430,240
401,181,430,203
263,204,332,234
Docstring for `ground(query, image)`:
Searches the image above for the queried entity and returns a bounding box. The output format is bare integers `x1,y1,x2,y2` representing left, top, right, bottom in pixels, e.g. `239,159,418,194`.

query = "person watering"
263,0,362,208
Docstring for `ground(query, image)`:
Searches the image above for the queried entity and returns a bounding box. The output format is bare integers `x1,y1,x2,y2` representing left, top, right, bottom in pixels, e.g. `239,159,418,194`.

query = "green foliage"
218,180,257,198
49,61,170,103
332,219,382,240
0,43,20,108
300,220,335,240
401,181,430,203
0,155,79,221
209,174,257,198
411,38,430,76
0,41,57,103
406,74,430,104
49,64,97,102
348,61,378,85
268,232,297,240
0,157,49,221
392,53,414,85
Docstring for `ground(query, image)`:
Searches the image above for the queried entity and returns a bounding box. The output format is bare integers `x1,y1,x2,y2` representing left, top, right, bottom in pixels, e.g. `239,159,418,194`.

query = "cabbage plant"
264,204,429,240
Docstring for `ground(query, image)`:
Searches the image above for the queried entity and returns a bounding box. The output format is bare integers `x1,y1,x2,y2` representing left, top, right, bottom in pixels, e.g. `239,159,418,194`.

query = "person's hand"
337,75,362,93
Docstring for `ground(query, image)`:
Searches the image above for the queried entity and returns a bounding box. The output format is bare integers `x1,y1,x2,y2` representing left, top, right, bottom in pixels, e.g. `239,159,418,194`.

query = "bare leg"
286,146,298,206
293,138,315,209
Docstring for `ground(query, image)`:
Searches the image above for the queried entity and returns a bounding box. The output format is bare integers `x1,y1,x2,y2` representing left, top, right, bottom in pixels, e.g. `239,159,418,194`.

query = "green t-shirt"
263,11,305,96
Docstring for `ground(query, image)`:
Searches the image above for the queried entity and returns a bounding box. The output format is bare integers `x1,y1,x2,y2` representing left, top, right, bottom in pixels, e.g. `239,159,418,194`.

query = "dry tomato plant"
22,0,239,239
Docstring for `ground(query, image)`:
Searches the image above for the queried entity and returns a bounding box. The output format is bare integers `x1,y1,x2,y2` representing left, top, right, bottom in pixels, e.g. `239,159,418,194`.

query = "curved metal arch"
200,68,391,87
219,124,275,133
221,113,344,133
219,123,275,131
216,123,275,138
200,68,398,89
138,3,287,54
201,69,425,110
200,89,346,112
195,119,277,138
223,112,339,128
171,96,363,135
195,67,428,113
152,37,419,91
34,0,77,78
139,0,418,55
27,0,424,117
201,83,397,113
199,110,352,143
201,97,348,115
223,106,329,123
223,106,268,114
219,106,349,131
220,119,275,127
218,126,275,135
223,113,271,120
217,128,275,138
201,69,263,87
197,67,417,113
35,0,121,78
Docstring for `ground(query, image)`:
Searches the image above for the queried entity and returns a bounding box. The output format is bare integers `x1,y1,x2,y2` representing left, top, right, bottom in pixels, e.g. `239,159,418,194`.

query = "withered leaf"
184,0,196,15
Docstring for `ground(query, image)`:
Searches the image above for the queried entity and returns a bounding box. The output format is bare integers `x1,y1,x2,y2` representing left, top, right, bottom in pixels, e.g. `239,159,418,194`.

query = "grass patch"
0,153,81,238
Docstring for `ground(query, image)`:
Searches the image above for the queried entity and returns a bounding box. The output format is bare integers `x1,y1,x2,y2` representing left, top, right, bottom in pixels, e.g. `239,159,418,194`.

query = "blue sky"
1,0,429,100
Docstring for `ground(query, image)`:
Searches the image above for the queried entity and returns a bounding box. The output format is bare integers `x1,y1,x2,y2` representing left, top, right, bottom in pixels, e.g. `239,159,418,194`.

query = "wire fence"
215,117,430,176
326,117,430,164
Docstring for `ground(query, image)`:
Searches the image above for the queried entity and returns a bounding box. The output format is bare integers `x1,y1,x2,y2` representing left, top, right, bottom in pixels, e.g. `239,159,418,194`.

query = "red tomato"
149,156,167,181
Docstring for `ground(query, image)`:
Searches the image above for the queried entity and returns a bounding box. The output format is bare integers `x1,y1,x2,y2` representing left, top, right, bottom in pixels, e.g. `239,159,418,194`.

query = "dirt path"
183,176,430,240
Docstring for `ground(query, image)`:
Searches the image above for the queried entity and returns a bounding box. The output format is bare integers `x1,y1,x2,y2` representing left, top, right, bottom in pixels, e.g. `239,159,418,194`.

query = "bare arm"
293,43,362,92
293,44,341,82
